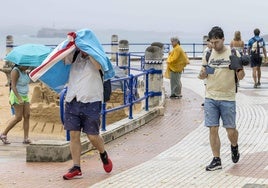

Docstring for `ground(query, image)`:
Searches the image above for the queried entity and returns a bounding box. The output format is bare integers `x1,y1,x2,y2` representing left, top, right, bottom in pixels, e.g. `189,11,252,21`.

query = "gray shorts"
64,99,101,135
204,98,236,128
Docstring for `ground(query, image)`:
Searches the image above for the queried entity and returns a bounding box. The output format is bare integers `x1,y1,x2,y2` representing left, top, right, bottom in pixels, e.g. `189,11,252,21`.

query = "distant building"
36,28,75,38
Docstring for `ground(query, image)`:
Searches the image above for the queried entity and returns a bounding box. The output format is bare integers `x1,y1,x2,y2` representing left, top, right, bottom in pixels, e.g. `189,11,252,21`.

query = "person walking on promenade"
166,36,188,99
247,28,267,88
0,65,31,144
200,37,212,106
198,26,245,171
230,31,246,55
230,31,245,87
62,48,113,180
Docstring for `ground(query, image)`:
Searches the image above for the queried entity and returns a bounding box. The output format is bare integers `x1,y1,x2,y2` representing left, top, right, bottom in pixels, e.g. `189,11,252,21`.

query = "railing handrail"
101,53,152,131
59,52,159,141
10,42,265,59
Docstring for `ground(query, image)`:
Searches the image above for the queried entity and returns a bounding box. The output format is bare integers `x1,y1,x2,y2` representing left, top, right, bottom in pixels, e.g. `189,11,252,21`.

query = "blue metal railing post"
141,55,145,70
193,43,196,58
59,87,70,141
145,72,149,111
123,79,127,105
66,131,70,141
116,52,119,66
128,53,131,75
129,74,134,119
101,102,107,131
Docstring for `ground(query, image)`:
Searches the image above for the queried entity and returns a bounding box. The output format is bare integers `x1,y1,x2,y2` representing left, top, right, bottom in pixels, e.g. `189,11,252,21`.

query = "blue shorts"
204,98,236,128
250,56,262,67
64,99,102,135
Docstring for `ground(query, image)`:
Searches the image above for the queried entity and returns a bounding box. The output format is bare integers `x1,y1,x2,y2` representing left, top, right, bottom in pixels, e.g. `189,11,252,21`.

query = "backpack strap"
205,49,212,62
257,40,260,55
231,48,239,92
251,37,261,53
72,49,80,63
234,71,238,93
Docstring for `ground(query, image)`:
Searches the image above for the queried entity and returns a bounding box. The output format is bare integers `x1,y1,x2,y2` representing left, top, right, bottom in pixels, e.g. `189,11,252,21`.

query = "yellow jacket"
167,44,188,73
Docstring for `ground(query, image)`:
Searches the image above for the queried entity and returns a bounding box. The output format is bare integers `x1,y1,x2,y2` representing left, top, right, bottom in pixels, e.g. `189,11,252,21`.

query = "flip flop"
0,134,11,144
23,138,31,144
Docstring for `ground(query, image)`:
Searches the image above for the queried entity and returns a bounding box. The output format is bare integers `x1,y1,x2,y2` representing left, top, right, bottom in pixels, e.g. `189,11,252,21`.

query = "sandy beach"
0,60,66,143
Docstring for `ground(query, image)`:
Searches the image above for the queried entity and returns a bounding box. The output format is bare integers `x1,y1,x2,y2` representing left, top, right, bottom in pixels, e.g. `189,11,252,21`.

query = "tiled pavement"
1,61,268,188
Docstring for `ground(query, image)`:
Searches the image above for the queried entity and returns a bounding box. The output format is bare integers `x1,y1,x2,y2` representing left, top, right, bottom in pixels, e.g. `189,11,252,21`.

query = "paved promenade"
92,63,268,188
1,61,268,188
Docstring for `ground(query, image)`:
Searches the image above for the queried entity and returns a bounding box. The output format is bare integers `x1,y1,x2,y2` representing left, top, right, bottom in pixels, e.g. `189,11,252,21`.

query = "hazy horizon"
1,0,268,58
0,27,205,59
0,0,268,43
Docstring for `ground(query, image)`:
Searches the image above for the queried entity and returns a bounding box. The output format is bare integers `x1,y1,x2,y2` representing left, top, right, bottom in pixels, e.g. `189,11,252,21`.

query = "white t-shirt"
65,52,103,103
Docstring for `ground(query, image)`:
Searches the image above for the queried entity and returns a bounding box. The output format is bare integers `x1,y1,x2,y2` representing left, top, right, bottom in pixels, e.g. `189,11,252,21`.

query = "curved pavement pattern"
91,62,268,188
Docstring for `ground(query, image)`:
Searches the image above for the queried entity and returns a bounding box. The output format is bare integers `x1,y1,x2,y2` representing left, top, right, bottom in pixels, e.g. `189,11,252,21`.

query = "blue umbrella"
4,44,52,67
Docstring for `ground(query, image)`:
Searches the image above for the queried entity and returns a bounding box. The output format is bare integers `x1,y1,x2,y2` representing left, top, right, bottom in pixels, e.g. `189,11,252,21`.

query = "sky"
0,0,268,42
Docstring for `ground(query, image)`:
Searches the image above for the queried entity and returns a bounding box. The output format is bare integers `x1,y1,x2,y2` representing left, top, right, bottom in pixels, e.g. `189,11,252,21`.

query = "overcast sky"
0,0,268,41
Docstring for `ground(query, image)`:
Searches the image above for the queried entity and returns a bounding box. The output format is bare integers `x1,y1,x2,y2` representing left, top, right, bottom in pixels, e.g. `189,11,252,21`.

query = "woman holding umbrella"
0,44,52,144
0,65,31,144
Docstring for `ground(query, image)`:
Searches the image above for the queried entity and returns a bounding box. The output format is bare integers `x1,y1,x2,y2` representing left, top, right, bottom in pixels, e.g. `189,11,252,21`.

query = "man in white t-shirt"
198,26,245,171
62,49,113,180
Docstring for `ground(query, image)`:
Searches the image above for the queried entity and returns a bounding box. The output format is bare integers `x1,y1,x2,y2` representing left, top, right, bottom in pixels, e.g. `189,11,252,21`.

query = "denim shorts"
64,99,101,135
204,98,236,128
250,55,262,67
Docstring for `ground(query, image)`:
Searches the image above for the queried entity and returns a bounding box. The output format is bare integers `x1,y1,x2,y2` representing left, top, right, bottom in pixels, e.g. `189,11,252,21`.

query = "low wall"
26,104,165,162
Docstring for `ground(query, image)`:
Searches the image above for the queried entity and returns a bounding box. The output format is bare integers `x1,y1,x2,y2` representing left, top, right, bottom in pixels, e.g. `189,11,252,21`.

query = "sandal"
23,138,31,144
0,134,11,144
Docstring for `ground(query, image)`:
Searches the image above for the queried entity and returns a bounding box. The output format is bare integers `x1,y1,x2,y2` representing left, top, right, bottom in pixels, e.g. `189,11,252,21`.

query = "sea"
0,30,205,60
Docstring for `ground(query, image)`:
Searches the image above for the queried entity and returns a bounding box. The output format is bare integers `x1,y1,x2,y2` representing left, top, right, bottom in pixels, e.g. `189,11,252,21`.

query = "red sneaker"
100,151,113,173
103,158,113,173
63,166,83,180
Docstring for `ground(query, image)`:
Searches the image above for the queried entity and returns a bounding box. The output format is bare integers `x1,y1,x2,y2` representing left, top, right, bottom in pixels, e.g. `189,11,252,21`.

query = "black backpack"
250,38,263,63
99,70,112,102
72,50,112,102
